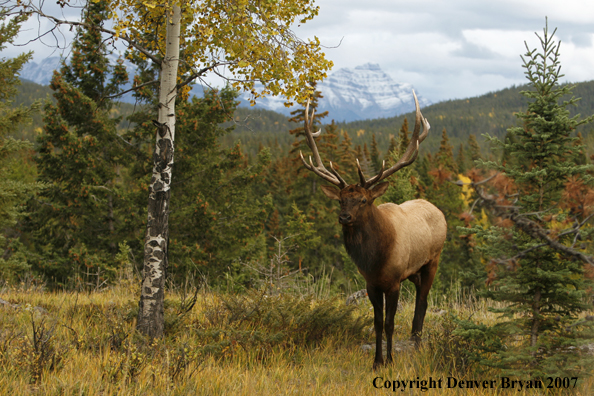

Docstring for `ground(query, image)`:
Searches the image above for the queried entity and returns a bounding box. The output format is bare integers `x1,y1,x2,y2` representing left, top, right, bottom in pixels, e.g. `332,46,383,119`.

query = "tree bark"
137,5,181,338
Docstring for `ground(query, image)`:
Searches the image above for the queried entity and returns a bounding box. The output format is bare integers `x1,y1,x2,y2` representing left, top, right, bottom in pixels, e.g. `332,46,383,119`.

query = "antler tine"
356,158,367,186
299,150,314,171
305,99,322,138
362,90,430,188
361,160,386,188
329,161,348,188
299,151,345,187
299,99,345,188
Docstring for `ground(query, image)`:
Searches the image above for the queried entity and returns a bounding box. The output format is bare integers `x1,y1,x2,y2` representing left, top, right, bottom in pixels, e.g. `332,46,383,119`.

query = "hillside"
12,79,594,158
338,81,594,155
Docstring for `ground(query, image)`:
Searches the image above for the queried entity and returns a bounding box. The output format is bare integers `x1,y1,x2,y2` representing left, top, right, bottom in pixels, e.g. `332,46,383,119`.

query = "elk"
299,92,447,369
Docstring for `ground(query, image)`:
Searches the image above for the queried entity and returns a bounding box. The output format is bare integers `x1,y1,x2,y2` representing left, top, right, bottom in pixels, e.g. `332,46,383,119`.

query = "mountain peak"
314,64,431,122
354,63,382,71
235,64,431,122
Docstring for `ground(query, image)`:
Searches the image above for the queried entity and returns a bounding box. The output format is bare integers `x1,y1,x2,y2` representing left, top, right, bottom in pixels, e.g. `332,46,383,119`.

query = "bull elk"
299,92,447,369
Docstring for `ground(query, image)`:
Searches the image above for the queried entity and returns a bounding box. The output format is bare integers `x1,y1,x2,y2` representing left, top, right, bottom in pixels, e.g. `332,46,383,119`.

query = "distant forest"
12,77,594,159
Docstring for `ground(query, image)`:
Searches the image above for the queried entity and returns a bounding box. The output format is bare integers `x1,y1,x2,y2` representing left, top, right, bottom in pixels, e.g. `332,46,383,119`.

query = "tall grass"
0,280,592,395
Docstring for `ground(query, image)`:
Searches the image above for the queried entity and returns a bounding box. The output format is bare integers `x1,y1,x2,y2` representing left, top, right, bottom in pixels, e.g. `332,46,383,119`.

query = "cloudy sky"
293,0,594,102
7,0,594,103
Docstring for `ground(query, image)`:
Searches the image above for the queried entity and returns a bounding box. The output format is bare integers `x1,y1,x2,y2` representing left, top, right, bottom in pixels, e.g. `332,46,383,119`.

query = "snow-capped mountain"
236,63,431,122
20,58,430,122
318,63,431,122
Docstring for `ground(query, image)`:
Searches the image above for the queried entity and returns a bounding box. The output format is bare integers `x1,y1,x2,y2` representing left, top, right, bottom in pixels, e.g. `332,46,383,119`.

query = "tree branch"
457,176,594,266
103,80,159,100
15,4,162,65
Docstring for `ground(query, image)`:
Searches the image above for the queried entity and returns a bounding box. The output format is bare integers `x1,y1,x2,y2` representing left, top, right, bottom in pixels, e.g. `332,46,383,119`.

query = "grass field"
0,281,592,395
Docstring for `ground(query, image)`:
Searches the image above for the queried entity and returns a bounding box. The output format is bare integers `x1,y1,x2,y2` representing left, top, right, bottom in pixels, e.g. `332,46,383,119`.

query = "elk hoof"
410,334,422,347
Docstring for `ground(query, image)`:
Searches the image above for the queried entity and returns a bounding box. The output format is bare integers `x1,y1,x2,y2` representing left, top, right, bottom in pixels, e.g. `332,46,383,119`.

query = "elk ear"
321,185,341,200
370,182,389,200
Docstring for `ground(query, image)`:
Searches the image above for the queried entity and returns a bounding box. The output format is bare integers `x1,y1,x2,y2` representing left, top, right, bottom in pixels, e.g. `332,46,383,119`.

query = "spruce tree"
385,136,397,162
426,128,465,291
435,127,458,174
0,11,43,282
337,130,356,183
168,88,272,282
467,134,482,165
361,142,374,175
456,143,466,174
370,133,381,172
398,117,410,157
461,23,594,378
26,2,130,287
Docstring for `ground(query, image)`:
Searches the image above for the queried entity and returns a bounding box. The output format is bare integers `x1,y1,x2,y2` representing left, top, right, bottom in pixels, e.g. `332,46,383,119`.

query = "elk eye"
362,198,367,204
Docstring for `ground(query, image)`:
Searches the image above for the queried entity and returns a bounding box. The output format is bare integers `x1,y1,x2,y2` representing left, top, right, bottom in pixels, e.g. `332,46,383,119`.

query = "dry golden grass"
0,283,592,396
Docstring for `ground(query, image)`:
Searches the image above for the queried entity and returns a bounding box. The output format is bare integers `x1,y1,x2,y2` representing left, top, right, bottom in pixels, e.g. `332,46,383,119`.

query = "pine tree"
168,88,272,281
25,2,130,287
456,143,466,174
361,142,374,175
398,117,410,156
461,23,594,378
370,133,381,171
382,118,417,204
337,130,356,183
385,136,397,162
467,134,482,165
0,11,43,282
435,127,458,174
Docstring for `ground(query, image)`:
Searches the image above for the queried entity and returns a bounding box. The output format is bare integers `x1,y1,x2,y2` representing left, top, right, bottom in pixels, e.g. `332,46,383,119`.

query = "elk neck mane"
342,204,394,275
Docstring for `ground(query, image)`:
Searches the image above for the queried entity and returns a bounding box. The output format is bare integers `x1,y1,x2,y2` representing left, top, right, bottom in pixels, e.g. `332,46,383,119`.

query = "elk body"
300,92,447,369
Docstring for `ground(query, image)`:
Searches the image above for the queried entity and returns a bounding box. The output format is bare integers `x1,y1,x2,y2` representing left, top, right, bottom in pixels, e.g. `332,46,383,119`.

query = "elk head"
299,91,430,214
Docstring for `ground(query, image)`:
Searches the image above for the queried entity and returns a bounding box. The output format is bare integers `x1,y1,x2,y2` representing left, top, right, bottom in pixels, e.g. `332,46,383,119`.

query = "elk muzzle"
339,213,353,225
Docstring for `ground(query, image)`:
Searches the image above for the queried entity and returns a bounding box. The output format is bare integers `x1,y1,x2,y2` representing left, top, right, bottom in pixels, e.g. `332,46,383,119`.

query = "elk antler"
299,99,348,188
357,90,430,188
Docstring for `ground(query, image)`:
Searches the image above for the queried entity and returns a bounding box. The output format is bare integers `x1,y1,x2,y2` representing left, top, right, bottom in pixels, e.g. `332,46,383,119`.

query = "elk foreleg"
367,285,384,369
384,285,401,364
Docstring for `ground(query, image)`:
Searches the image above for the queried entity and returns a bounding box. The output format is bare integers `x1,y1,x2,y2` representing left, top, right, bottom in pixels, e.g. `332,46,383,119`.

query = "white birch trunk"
137,4,181,338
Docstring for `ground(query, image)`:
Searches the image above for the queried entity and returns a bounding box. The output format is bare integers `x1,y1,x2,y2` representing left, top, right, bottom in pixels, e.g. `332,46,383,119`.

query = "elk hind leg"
410,257,439,345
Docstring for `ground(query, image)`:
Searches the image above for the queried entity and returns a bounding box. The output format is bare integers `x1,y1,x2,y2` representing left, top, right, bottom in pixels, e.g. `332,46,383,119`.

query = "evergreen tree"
461,23,594,378
337,131,356,183
169,88,272,282
467,134,482,165
370,133,381,171
0,11,43,282
435,127,458,174
456,143,466,174
426,129,466,292
398,117,410,156
25,2,130,287
385,136,397,162
360,142,374,175
382,151,417,205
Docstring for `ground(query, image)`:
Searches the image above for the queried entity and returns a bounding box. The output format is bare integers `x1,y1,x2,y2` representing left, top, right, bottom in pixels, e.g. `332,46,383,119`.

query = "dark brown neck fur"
342,205,394,276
